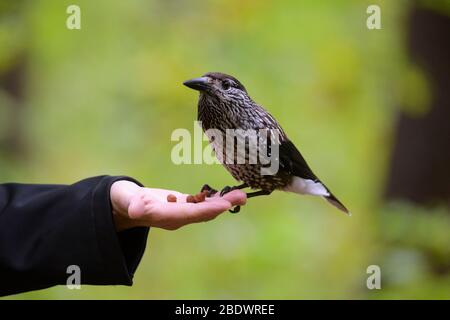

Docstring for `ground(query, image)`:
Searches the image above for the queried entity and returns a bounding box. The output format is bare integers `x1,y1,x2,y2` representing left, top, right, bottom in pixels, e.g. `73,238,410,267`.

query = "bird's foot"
220,185,235,197
200,184,217,197
229,205,241,214
219,185,244,214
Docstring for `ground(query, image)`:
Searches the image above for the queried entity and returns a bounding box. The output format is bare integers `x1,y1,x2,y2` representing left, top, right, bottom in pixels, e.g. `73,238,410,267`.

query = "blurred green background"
1,0,449,299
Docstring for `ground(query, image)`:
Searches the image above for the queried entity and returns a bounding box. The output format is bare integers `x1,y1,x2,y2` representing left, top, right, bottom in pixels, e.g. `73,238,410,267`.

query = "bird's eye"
222,81,232,91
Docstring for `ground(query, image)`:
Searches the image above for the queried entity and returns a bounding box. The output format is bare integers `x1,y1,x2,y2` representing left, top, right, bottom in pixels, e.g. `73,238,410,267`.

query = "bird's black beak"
183,77,210,91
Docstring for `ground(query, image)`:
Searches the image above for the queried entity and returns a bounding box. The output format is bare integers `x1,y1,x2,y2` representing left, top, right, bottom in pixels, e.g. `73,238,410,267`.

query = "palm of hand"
113,184,246,231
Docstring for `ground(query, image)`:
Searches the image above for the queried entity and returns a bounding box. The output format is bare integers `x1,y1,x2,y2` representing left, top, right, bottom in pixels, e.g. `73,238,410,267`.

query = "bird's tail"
284,176,350,214
323,190,350,215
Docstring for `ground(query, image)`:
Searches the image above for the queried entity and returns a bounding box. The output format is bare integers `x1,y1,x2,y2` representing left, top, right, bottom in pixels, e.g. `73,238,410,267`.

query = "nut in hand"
167,194,177,202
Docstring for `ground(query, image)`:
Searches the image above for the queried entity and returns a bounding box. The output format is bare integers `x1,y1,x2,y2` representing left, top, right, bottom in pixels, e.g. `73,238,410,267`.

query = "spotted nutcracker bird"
184,72,349,214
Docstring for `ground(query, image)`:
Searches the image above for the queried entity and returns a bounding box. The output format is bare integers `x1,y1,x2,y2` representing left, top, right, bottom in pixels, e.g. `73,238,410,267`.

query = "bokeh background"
1,0,449,299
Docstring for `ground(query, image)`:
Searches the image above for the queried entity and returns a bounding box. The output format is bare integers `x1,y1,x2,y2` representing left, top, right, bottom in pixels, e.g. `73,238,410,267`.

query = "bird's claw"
220,185,234,197
220,186,241,214
200,184,217,197
229,205,241,214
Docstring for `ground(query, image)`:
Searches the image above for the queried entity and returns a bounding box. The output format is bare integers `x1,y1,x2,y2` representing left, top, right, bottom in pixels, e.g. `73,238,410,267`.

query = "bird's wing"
250,106,315,179
279,139,318,181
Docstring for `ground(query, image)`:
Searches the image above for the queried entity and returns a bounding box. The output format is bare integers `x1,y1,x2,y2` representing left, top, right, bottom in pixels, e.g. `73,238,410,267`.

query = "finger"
209,189,247,206
155,199,233,226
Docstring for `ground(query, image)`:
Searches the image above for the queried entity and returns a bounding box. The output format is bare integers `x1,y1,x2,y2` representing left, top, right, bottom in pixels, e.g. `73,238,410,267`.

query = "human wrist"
110,180,142,231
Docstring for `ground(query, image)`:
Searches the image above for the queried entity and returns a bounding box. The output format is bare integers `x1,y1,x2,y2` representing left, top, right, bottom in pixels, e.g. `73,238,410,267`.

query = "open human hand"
110,180,247,231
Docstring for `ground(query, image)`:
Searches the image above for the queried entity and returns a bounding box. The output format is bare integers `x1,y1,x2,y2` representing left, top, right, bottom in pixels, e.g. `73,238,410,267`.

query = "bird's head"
183,72,249,104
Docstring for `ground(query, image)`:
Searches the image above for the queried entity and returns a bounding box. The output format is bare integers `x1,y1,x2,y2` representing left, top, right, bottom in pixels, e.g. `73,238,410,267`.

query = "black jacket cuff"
91,176,149,286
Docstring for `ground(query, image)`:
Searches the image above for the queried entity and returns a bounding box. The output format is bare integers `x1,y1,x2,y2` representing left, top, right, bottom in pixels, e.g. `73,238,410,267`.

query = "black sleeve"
0,175,149,297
